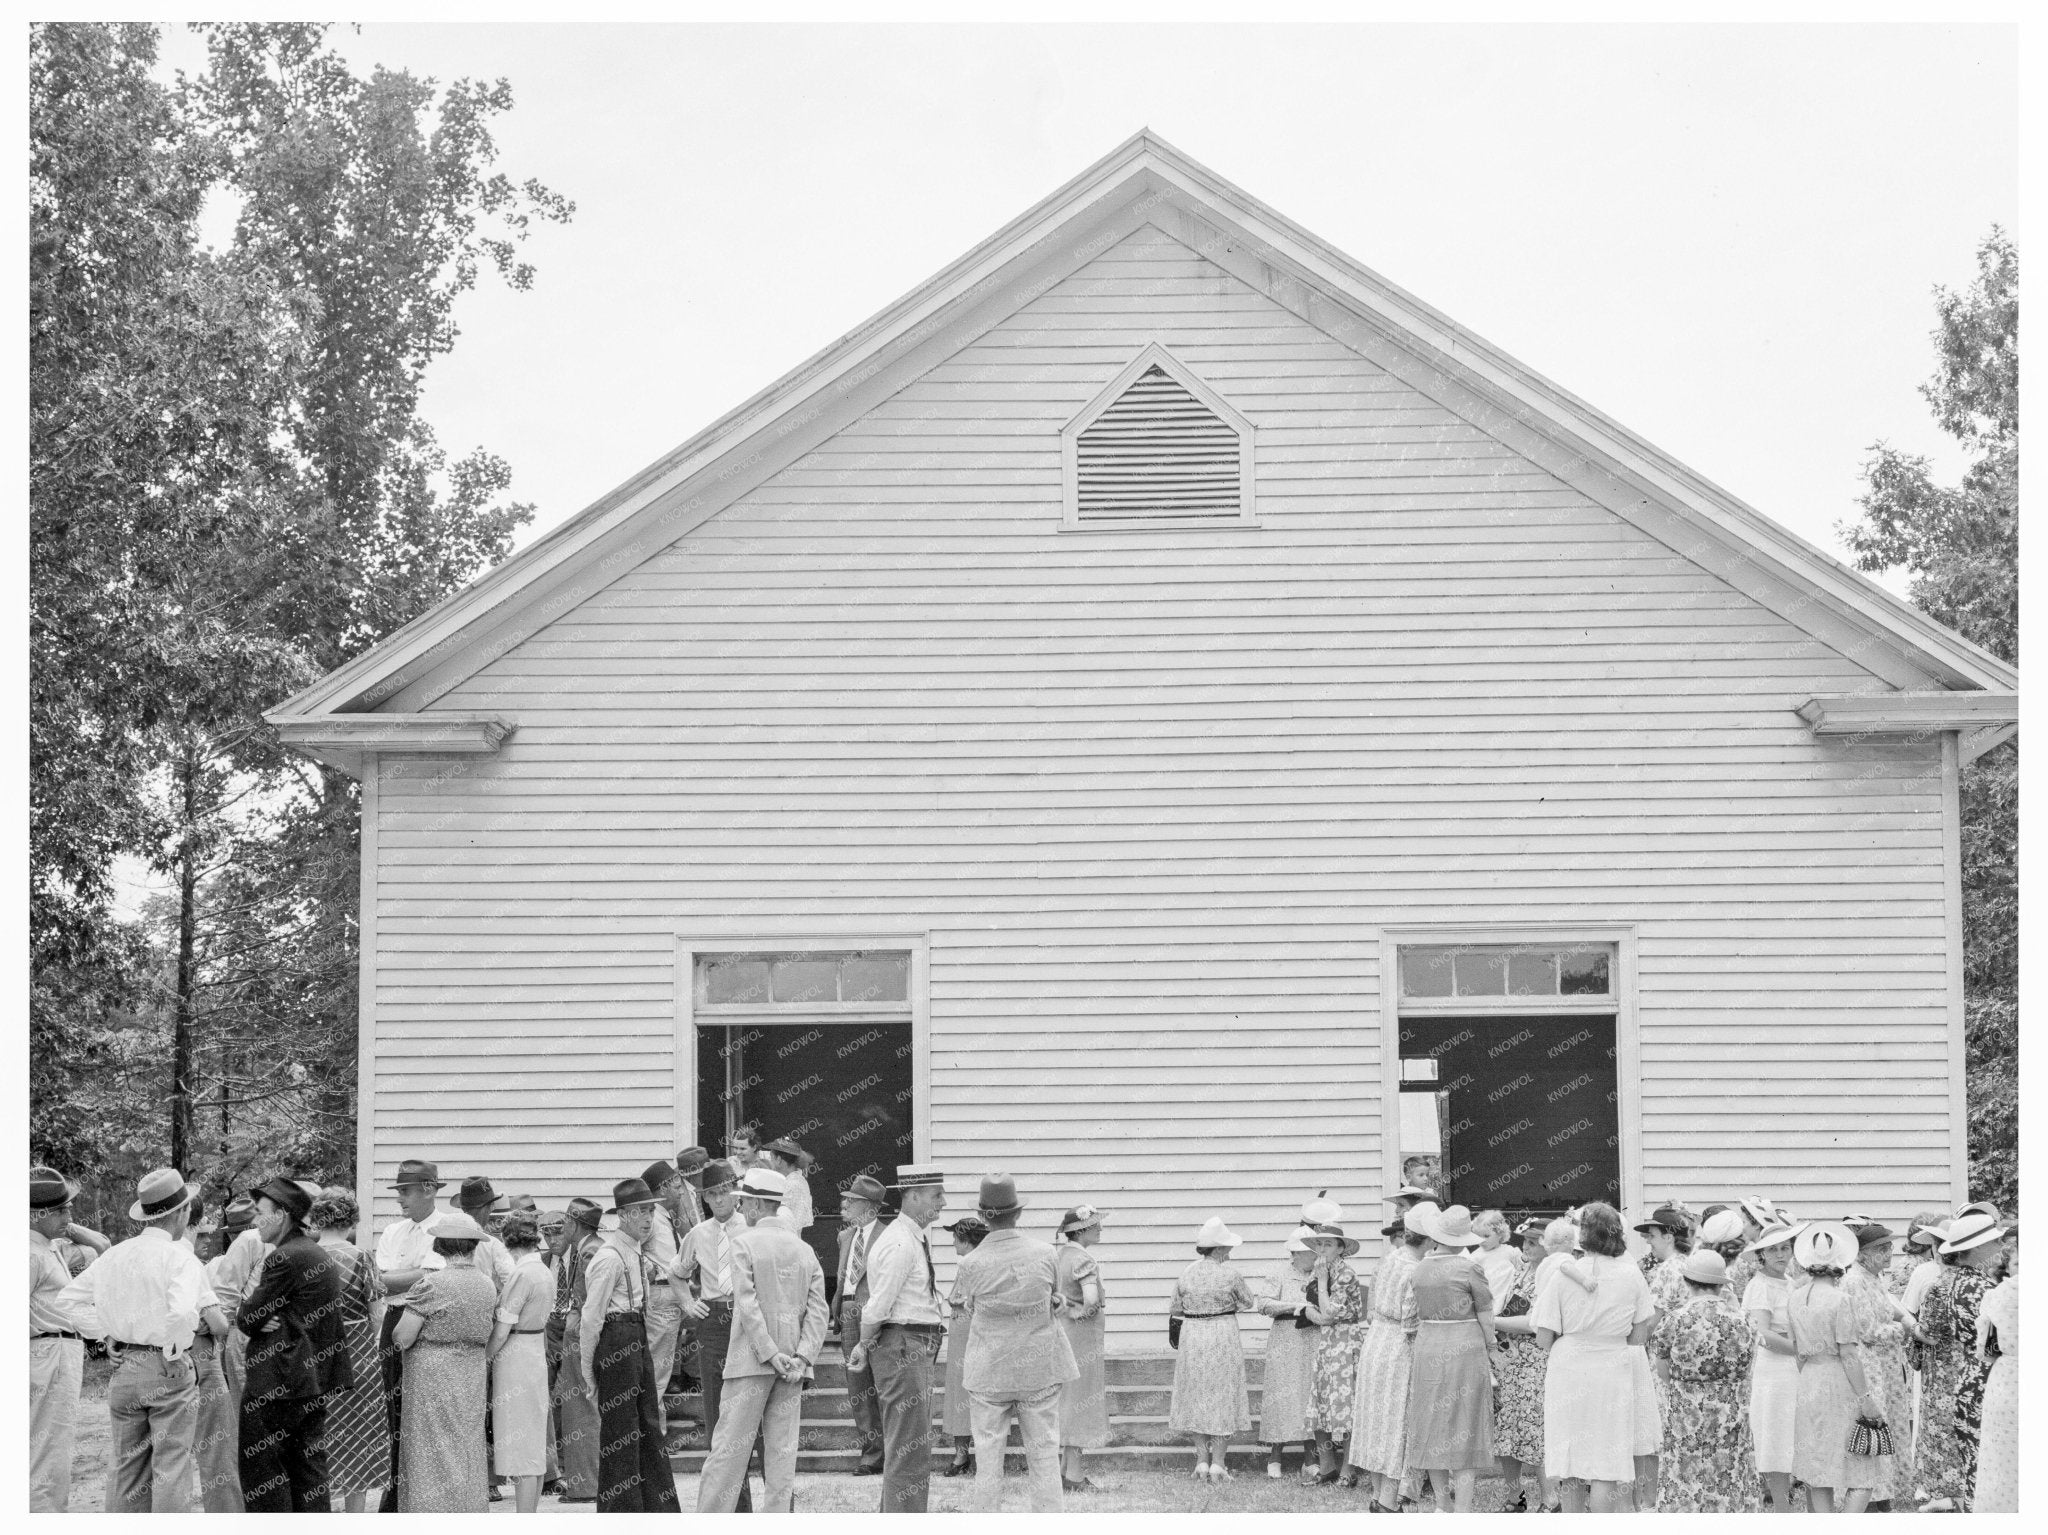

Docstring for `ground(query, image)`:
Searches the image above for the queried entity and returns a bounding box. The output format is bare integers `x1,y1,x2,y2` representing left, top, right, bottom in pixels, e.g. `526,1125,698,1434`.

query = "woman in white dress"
1531,1202,1657,1514
1740,1219,1803,1511
1970,1236,2017,1513
1251,1228,1318,1478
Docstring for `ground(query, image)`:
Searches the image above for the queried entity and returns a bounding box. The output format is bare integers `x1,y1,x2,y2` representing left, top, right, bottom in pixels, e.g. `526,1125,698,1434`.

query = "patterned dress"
1649,1291,1761,1511
1055,1242,1109,1447
1790,1277,1885,1492
1302,1257,1364,1438
1914,1264,1995,1506
396,1261,497,1512
320,1238,392,1497
1491,1260,1546,1466
1349,1245,1420,1475
1841,1260,1909,1503
1168,1258,1253,1436
1971,1275,2016,1513
1252,1260,1316,1446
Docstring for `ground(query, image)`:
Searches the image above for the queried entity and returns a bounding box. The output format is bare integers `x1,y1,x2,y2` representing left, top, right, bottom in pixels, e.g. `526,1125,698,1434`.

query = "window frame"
1059,342,1258,532
1378,924,1640,1214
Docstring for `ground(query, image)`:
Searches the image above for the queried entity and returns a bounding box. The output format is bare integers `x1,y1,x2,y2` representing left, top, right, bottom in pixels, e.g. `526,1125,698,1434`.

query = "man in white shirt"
577,1177,681,1513
203,1197,267,1404
834,1173,893,1475
846,1163,949,1513
673,1158,764,1512
640,1158,690,1433
57,1167,214,1512
30,1165,109,1512
372,1157,445,1512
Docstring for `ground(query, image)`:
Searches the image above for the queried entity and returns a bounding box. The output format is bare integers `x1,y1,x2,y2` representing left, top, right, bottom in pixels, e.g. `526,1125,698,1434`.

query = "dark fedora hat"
675,1147,711,1177
608,1177,659,1214
699,1159,741,1193
249,1175,313,1223
506,1193,540,1215
841,1174,888,1206
564,1196,604,1232
974,1172,1023,1214
450,1176,508,1215
389,1159,444,1190
1634,1204,1690,1236
30,1165,76,1210
641,1161,679,1192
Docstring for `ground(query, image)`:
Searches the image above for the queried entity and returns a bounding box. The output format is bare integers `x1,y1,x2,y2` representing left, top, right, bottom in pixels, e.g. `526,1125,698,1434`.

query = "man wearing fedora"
639,1158,691,1435
673,1158,764,1511
578,1176,682,1512
952,1172,1077,1514
449,1174,518,1295
697,1167,830,1512
57,1167,215,1511
206,1192,269,1407
30,1165,109,1511
835,1172,896,1475
237,1174,351,1511
547,1196,605,1502
372,1157,447,1511
847,1164,951,1513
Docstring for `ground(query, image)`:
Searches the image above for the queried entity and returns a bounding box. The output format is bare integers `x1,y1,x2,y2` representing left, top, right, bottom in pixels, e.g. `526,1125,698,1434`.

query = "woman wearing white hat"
1786,1222,1887,1511
1739,1218,1803,1510
1401,1204,1499,1513
1970,1225,2017,1513
1167,1217,1254,1482
1250,1227,1319,1478
1645,1247,1762,1511
1053,1205,1110,1491
1299,1222,1366,1485
1912,1209,2007,1510
1838,1222,1910,1509
1350,1211,1427,1508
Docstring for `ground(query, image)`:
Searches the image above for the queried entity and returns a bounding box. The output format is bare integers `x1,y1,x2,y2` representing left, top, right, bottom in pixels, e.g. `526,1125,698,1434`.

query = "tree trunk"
170,743,198,1172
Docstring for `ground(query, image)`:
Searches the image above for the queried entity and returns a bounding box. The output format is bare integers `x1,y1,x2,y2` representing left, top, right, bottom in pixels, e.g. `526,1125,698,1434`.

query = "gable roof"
269,128,2017,733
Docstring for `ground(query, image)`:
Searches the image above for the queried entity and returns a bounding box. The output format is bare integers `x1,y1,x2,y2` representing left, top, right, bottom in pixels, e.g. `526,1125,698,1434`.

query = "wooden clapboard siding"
366,223,1955,1342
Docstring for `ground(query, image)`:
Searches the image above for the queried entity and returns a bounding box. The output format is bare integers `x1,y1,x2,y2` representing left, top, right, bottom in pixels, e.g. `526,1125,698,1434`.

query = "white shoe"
1267,1461,1284,1479
1193,1462,1212,1481
1213,1465,1234,1482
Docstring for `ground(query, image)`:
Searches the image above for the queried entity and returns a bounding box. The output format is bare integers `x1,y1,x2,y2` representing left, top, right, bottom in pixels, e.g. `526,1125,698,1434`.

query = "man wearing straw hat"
695,1166,829,1512
57,1167,214,1511
371,1157,453,1510
578,1176,681,1512
30,1165,109,1511
848,1163,951,1512
673,1158,765,1511
952,1172,1077,1513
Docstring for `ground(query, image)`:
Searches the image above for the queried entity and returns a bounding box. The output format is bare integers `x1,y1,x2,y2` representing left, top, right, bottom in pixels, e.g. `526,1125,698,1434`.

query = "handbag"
1168,1315,1182,1350
1846,1415,1895,1459
1499,1289,1532,1319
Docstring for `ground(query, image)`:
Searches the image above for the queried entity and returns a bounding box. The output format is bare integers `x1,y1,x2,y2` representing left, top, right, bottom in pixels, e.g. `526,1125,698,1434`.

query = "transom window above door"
697,951,911,1019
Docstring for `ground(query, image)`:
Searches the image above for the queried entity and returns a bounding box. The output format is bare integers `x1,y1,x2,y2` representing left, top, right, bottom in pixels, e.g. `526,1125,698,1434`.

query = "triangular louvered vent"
1074,364,1242,521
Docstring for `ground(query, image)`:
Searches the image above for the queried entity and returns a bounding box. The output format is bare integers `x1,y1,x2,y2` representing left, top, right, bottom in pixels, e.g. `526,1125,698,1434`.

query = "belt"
879,1321,945,1335
1179,1309,1240,1320
33,1331,81,1341
700,1296,733,1310
600,1311,645,1324
114,1341,168,1353
1419,1318,1480,1325
514,1326,548,1334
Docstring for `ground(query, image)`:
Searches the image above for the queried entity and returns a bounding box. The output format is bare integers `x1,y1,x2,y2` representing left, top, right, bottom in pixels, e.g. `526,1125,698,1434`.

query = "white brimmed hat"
1793,1221,1858,1271
1414,1203,1484,1248
1285,1224,1316,1254
737,1168,789,1200
1699,1209,1747,1245
1301,1193,1343,1226
129,1167,199,1224
1743,1219,1804,1255
1195,1216,1241,1249
1737,1195,1776,1228
1937,1211,2009,1255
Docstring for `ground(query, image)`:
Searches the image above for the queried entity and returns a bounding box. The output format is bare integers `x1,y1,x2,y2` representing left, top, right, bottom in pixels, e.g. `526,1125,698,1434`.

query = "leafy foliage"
29,20,569,1215
1843,228,2020,1211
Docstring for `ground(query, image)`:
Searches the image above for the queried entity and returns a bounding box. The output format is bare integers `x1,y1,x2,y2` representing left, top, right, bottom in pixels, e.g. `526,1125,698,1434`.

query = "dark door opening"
698,1020,914,1284
1399,1013,1620,1222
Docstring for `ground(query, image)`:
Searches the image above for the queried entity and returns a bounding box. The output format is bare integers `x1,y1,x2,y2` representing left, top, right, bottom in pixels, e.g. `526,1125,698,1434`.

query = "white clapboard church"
272,132,2017,1350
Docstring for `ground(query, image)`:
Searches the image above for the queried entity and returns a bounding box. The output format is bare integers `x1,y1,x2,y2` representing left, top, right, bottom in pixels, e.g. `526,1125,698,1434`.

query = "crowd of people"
1163,1187,2018,1514
28,1145,2020,1515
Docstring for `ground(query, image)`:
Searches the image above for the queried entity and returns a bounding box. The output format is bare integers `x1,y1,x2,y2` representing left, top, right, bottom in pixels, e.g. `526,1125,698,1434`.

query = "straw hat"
1937,1211,2009,1255
1284,1225,1316,1254
1793,1221,1859,1271
1737,1195,1776,1228
1680,1249,1729,1286
1306,1221,1361,1258
129,1167,199,1224
736,1168,788,1201
1743,1219,1804,1255
1415,1204,1484,1248
1195,1216,1241,1250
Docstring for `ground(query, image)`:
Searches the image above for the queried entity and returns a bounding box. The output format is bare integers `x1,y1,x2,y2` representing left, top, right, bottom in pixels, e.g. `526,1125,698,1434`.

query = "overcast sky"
153,21,2015,577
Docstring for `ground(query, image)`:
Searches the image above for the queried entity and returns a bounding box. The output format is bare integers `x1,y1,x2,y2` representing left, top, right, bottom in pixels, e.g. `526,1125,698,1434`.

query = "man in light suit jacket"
833,1174,895,1475
696,1168,829,1513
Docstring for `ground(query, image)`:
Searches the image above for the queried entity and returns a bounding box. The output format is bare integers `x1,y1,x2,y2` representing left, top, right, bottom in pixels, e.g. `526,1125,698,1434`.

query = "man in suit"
954,1173,1077,1513
237,1175,350,1512
834,1173,894,1475
696,1168,829,1513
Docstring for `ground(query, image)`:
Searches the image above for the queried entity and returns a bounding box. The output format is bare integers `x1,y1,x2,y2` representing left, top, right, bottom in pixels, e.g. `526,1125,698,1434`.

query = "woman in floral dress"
1647,1250,1761,1512
1168,1217,1255,1482
1491,1219,1560,1512
1840,1222,1910,1508
1251,1228,1318,1478
309,1189,391,1511
1300,1222,1366,1484
1350,1216,1425,1508
1971,1241,2017,1514
1914,1213,2007,1510
392,1214,498,1512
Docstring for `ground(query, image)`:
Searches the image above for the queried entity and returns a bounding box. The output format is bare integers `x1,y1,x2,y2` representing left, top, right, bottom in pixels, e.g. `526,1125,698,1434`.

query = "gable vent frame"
1059,343,1257,531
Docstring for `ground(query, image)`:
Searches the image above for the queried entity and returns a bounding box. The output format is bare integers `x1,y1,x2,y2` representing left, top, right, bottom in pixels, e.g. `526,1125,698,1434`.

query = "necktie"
849,1225,869,1292
921,1230,937,1300
713,1222,733,1295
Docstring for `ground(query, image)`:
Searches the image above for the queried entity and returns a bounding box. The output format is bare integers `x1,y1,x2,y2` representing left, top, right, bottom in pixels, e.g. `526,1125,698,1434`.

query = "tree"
1842,228,2019,1210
